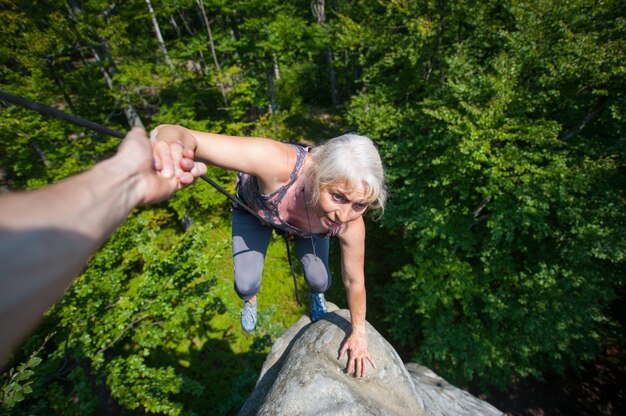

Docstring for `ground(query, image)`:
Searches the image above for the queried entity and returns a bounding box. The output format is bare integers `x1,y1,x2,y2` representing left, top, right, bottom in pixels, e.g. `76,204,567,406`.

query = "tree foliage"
343,0,626,386
0,0,624,413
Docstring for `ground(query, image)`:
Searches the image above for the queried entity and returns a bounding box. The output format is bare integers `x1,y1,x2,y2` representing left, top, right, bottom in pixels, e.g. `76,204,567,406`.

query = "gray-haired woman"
151,126,386,378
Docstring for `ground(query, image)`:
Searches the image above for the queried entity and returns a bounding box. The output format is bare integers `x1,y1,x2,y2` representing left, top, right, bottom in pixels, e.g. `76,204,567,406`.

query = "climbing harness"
0,89,303,306
274,228,302,306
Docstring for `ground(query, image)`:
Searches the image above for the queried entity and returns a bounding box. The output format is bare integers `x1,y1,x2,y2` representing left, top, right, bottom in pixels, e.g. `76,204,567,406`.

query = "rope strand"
0,89,267,223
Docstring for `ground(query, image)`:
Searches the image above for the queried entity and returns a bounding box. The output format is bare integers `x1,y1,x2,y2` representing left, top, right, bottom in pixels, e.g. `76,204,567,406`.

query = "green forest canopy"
1,0,624,414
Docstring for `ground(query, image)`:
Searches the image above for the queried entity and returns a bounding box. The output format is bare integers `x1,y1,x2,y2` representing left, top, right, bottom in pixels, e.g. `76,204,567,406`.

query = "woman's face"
314,184,369,231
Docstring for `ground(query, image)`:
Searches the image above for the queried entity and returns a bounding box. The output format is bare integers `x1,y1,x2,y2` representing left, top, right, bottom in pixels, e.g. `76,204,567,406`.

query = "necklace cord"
302,187,317,257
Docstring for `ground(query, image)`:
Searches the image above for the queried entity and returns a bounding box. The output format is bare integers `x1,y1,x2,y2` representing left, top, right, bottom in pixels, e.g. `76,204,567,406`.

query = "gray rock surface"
406,364,503,415
239,304,502,416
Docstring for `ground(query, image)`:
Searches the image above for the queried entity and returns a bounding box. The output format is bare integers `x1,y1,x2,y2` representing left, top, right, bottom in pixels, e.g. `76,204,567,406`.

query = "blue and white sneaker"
310,292,328,321
240,300,257,334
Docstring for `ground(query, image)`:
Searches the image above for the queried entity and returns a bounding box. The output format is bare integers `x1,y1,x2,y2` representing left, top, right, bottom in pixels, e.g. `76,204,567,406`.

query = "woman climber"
150,126,387,378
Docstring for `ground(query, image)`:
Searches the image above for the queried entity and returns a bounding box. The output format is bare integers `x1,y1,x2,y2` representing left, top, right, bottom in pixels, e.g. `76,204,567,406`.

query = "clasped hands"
115,128,207,205
151,137,206,184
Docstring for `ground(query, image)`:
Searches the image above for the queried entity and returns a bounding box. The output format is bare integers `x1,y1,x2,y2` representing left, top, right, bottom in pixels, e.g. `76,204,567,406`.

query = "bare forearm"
345,282,367,335
152,124,288,182
0,156,142,362
339,221,368,336
340,279,376,378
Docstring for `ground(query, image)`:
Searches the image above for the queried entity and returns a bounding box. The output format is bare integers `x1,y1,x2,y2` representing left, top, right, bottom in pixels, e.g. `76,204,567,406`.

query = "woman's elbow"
343,277,365,293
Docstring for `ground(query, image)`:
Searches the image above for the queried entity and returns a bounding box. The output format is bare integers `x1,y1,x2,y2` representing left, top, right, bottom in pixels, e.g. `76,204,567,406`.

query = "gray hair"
307,134,387,215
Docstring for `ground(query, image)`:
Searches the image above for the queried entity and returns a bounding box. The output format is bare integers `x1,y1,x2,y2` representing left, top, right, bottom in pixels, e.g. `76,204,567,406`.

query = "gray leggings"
232,206,331,301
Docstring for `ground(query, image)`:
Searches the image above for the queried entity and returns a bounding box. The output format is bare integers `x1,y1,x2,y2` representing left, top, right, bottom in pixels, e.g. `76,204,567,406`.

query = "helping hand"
150,128,205,183
116,128,207,204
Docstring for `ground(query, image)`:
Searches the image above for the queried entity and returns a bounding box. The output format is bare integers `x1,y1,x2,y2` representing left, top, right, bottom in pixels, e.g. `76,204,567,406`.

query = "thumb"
122,127,149,149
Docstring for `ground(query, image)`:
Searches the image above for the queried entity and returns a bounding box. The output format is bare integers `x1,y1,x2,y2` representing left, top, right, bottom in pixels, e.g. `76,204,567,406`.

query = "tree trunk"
30,139,50,168
559,96,607,141
144,0,175,72
169,14,181,38
266,52,279,113
91,45,145,129
311,0,338,107
325,47,338,106
226,15,244,68
47,60,77,116
176,8,196,36
272,52,280,81
64,0,145,130
196,0,231,118
267,65,277,114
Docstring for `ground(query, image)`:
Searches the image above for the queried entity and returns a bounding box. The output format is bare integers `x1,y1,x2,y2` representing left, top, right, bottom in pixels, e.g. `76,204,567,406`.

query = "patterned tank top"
235,144,342,238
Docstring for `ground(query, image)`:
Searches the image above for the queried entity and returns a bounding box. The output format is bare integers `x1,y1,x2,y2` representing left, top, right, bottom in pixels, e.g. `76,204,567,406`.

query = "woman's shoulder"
253,141,302,194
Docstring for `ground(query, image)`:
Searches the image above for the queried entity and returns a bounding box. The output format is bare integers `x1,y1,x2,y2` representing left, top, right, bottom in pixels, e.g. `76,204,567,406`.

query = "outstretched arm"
150,124,296,195
0,128,206,364
338,217,376,378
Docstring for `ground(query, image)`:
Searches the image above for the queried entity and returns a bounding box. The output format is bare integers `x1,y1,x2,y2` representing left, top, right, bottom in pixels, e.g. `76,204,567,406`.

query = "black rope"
0,90,126,139
278,231,302,306
0,89,303,306
0,89,264,222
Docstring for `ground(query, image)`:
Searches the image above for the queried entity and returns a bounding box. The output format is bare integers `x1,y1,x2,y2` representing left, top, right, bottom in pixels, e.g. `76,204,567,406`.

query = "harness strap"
277,230,303,307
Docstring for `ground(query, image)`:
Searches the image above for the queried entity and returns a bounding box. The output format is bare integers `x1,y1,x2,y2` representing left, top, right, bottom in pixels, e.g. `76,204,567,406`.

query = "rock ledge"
239,305,503,416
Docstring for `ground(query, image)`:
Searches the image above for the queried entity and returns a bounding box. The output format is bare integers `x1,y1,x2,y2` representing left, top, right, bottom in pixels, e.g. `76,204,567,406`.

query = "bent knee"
302,254,331,292
234,277,261,300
